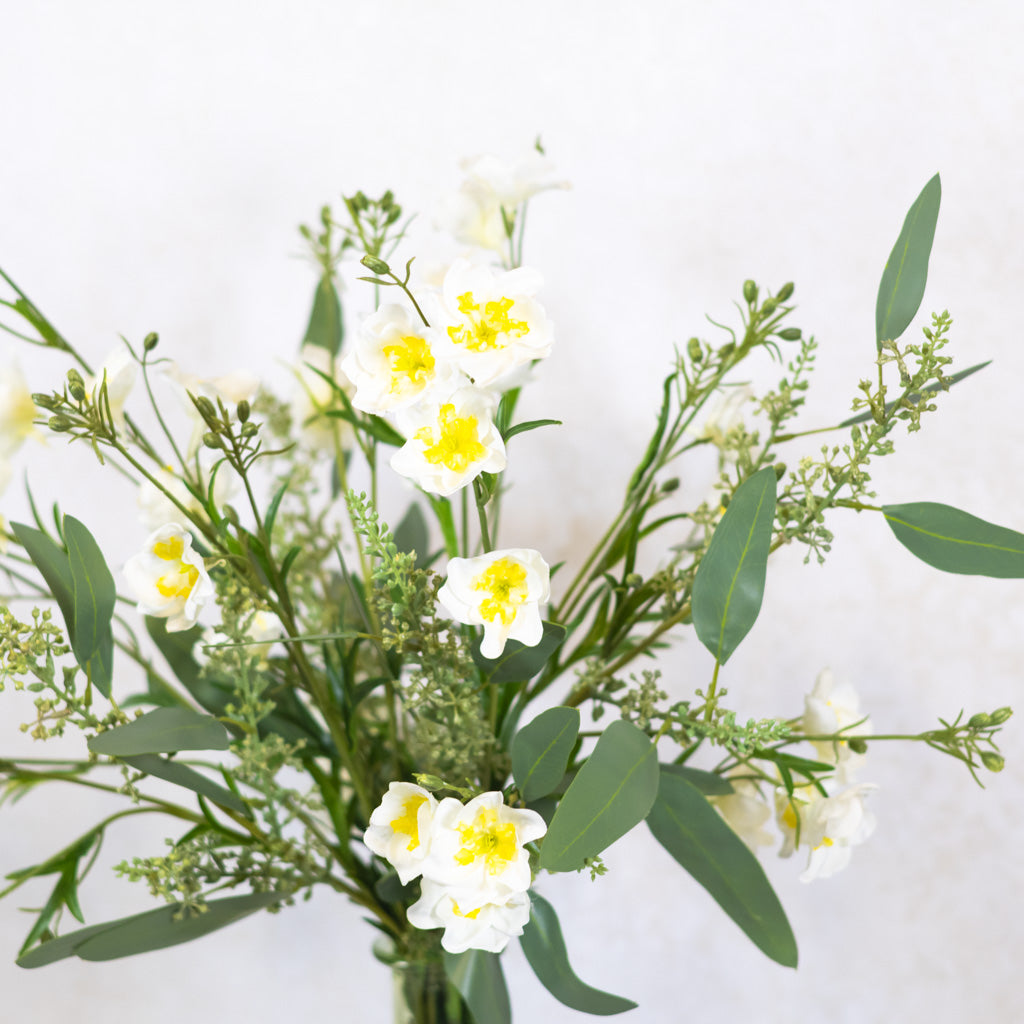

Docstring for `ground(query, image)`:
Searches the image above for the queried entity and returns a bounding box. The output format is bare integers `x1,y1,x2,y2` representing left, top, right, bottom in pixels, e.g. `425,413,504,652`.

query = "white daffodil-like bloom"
85,347,138,435
713,777,775,852
124,524,214,632
802,669,871,781
0,362,42,459
421,791,546,898
438,548,550,659
406,880,532,954
390,384,506,496
289,345,354,452
341,305,455,415
363,782,439,885
430,259,553,389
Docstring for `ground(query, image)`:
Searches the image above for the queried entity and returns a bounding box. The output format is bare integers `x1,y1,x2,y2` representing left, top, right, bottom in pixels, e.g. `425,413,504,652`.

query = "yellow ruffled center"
447,292,529,352
454,807,518,875
472,558,528,625
451,901,482,921
415,403,486,472
382,334,435,394
152,535,200,599
390,793,428,851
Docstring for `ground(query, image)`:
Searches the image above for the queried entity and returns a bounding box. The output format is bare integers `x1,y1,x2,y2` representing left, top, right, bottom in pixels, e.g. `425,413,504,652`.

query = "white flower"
290,345,354,452
421,791,546,898
341,305,455,415
85,347,137,435
137,460,239,531
407,880,532,954
124,524,214,632
0,362,41,458
431,259,553,389
803,669,871,781
390,384,506,496
713,777,775,852
438,548,550,659
699,385,755,447
364,782,439,885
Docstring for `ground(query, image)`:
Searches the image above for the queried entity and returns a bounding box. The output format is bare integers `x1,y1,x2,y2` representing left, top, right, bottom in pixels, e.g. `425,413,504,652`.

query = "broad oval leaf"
121,753,249,815
472,621,566,684
691,467,777,665
88,707,230,756
443,948,510,1024
882,501,1024,577
10,522,75,633
520,893,636,1015
646,769,797,968
875,173,941,346
659,762,734,796
511,707,580,802
64,515,116,697
303,273,343,356
540,719,658,873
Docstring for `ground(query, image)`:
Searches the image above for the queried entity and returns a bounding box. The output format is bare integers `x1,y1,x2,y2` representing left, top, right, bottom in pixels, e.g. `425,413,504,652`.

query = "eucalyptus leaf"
88,708,230,756
659,763,734,796
540,719,658,872
520,893,636,1015
511,707,580,802
646,769,797,967
472,622,567,684
875,173,941,346
303,273,343,356
121,754,249,815
10,522,76,645
443,948,511,1024
64,515,116,698
882,501,1024,577
691,467,777,665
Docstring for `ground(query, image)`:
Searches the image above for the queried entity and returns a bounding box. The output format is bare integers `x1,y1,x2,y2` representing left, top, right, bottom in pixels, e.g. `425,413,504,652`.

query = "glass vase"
392,956,471,1024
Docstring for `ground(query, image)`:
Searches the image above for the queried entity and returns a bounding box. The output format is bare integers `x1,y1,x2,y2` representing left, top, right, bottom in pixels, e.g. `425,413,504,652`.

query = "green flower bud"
240,421,258,438
202,431,222,450
237,399,251,423
968,712,992,729
773,462,787,481
762,297,778,315
48,415,74,432
776,282,795,302
66,370,87,401
742,280,758,304
980,751,1005,773
194,396,217,421
625,572,643,587
32,393,60,410
660,477,680,494
361,254,391,276
381,189,395,210
686,337,703,363
777,327,802,341
847,737,868,754
143,332,160,351
989,707,1013,725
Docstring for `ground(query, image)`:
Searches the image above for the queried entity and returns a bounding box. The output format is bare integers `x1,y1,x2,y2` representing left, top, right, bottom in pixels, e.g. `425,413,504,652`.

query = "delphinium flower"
802,669,871,782
390,383,506,496
124,523,214,632
437,548,550,658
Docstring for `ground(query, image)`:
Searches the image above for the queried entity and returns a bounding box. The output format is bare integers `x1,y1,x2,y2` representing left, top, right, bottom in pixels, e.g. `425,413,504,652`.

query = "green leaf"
394,502,430,570
443,949,511,1024
511,707,580,802
540,719,659,872
303,273,343,357
875,173,941,346
472,622,567,684
10,521,76,641
660,763,734,796
88,708,230,756
691,467,777,665
520,893,636,1014
646,769,797,967
501,418,562,443
882,501,1024,577
63,515,116,698
121,754,248,815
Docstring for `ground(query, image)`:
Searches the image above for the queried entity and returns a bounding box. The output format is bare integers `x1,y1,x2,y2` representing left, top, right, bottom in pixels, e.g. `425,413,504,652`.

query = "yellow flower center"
152,535,200,599
451,901,482,921
389,793,428,851
454,807,518,874
447,292,529,352
815,836,835,849
781,802,799,831
414,403,486,472
382,334,435,394
472,558,529,625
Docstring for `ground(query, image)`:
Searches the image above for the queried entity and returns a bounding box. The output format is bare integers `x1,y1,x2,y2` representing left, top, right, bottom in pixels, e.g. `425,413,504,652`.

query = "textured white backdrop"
2,2,1023,1022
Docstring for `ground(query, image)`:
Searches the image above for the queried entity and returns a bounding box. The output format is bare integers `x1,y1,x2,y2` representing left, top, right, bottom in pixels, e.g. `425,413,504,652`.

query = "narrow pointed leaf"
647,769,797,967
520,893,636,1014
64,515,116,698
121,754,248,815
882,501,1024,577
88,707,229,756
876,173,941,346
511,707,580,802
303,273,343,356
540,719,658,872
443,949,511,1024
502,418,562,443
691,467,777,664
472,622,566,684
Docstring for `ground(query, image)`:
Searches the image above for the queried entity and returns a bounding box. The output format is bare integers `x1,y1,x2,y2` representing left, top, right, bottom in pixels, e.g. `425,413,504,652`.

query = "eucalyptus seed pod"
742,280,758,304
773,462,787,480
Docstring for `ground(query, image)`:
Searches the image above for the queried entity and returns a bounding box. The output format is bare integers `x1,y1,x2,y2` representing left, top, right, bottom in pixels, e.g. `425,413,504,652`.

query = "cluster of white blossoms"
365,783,546,954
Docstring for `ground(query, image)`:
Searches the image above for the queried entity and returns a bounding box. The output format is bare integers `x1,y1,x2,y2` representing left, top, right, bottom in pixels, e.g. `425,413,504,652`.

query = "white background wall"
2,2,1023,1021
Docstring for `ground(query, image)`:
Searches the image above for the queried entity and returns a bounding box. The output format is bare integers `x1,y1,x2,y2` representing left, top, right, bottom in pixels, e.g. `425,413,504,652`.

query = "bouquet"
0,150,1015,1023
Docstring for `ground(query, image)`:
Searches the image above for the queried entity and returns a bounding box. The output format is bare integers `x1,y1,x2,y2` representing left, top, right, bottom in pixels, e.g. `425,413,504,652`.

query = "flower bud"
980,751,1005,773
847,737,868,754
236,399,251,423
773,462,787,480
762,298,778,315
202,431,222,450
742,280,758,304
989,707,1013,725
48,415,74,432
32,393,60,410
625,572,643,587
143,332,160,351
968,712,992,729
194,396,217,421
361,254,391,276
660,477,680,494
776,282,795,302
777,327,802,341
686,337,703,363
240,421,258,438
66,370,87,401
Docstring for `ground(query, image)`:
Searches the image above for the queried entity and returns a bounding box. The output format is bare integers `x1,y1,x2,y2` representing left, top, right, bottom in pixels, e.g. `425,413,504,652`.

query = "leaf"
511,707,580,802
472,622,566,684
88,708,230,756
875,173,941,346
520,893,636,1014
18,892,284,967
64,515,116,698
839,359,991,427
691,467,777,665
540,719,659,872
882,501,1024,577
10,522,76,640
646,769,797,967
443,948,511,1024
121,754,248,815
502,418,562,443
302,273,343,357
393,502,430,570
659,763,734,796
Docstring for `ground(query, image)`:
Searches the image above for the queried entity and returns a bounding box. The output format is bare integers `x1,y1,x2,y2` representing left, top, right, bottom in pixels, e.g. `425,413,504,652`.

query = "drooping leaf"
121,754,248,815
501,418,562,443
540,719,659,872
511,707,580,802
875,173,941,346
10,522,76,641
882,501,1024,577
691,467,777,665
88,707,230,756
659,763,734,796
64,515,116,698
303,273,343,357
472,622,567,684
520,893,636,1015
646,769,797,968
443,948,511,1024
